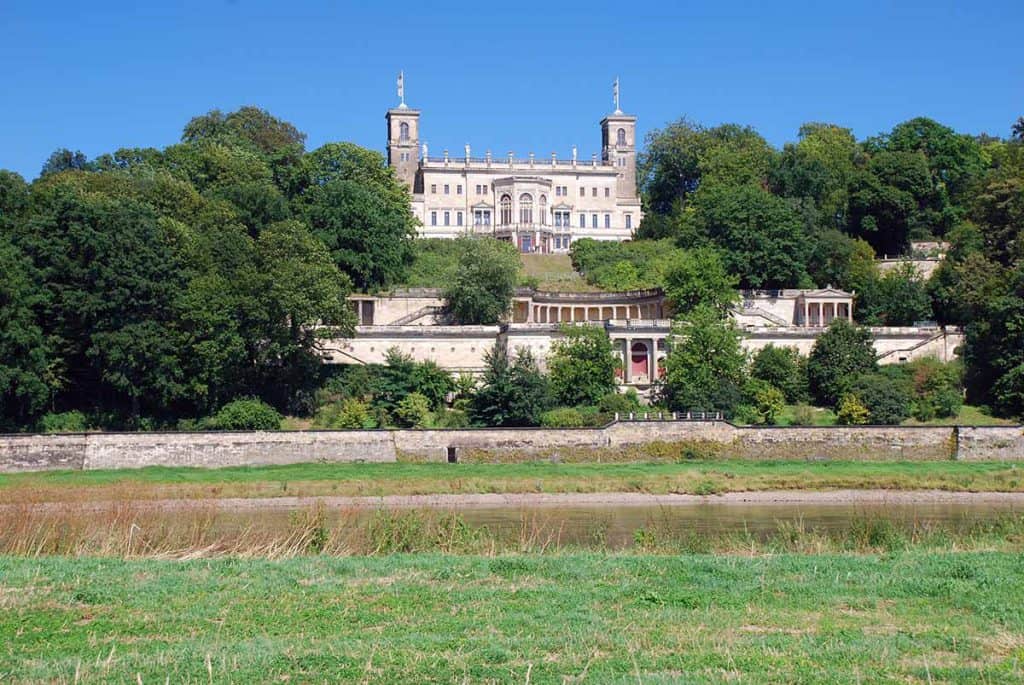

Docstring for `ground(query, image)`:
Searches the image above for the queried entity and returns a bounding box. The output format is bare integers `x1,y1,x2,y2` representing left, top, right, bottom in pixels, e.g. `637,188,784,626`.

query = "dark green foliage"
569,238,681,291
368,348,454,419
663,247,738,315
292,143,416,291
443,238,520,325
471,345,552,427
662,306,748,413
902,358,964,421
0,235,51,430
806,319,878,407
683,184,810,289
539,406,589,428
207,398,282,431
598,389,642,415
40,149,91,177
36,410,88,433
548,325,619,407
859,262,933,326
845,371,913,425
750,345,809,404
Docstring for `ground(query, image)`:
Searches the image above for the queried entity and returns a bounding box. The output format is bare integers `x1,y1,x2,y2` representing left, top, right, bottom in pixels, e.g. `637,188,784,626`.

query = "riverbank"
3,460,1024,504
3,552,1022,682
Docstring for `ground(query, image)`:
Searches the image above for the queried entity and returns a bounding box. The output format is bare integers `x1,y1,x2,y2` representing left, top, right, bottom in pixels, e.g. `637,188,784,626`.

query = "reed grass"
3,499,1024,559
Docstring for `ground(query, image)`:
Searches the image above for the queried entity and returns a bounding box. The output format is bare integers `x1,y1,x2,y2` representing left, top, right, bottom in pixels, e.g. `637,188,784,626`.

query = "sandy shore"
10,489,1024,512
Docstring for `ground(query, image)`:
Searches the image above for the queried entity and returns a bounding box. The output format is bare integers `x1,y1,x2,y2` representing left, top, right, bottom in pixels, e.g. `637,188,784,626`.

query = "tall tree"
662,305,747,412
663,247,739,315
548,325,620,407
806,319,877,407
292,143,416,290
444,238,520,325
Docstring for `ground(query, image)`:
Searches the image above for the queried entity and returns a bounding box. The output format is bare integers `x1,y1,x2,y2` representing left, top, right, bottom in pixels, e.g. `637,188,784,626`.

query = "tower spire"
397,70,407,108
613,76,621,114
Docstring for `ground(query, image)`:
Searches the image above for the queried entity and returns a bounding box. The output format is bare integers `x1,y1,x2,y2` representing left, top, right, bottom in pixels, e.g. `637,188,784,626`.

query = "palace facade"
385,86,642,252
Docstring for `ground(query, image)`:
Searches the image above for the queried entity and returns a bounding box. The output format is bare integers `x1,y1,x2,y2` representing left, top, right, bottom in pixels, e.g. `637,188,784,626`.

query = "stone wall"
957,426,1024,461
2,422,1022,473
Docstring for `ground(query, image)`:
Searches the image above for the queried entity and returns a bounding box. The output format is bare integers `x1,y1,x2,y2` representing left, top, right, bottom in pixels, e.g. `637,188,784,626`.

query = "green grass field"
2,552,1022,683
4,459,1024,502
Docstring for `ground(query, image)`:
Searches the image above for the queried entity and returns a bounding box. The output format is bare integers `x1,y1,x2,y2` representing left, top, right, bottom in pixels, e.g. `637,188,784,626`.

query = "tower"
385,71,420,192
601,78,637,199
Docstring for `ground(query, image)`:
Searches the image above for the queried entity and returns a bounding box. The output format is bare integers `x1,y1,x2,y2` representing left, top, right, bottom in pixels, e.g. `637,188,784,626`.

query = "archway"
630,342,649,379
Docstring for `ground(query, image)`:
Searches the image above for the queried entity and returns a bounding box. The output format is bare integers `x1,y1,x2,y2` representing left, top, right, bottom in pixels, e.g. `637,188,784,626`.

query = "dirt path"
11,489,1024,512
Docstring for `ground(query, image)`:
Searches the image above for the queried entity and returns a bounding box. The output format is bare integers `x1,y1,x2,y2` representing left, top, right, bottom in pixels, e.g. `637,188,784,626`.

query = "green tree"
859,262,933,326
806,230,878,293
292,142,416,290
771,123,858,231
685,184,809,288
806,319,878,406
663,247,738,316
0,236,51,429
846,372,913,425
548,325,620,407
662,305,747,412
208,398,282,430
395,392,431,428
471,345,552,427
750,345,808,404
444,237,520,325
847,150,933,255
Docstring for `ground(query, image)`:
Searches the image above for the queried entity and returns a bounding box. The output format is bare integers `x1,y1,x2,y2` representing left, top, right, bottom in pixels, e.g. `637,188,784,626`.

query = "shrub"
539,407,588,428
836,394,870,425
37,410,88,433
598,389,642,416
906,358,964,420
752,382,786,425
806,319,877,406
732,404,760,425
314,398,375,429
434,409,470,428
847,372,912,425
548,325,619,407
208,398,282,430
751,345,809,404
790,404,817,426
395,392,431,428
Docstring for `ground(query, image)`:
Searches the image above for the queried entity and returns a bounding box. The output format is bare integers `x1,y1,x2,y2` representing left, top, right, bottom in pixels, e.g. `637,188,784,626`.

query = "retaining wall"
1,423,1022,473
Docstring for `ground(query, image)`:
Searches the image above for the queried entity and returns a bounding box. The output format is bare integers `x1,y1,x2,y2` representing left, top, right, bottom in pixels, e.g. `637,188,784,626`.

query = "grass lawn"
521,253,600,292
3,460,1023,503
2,552,1022,682
903,405,1018,427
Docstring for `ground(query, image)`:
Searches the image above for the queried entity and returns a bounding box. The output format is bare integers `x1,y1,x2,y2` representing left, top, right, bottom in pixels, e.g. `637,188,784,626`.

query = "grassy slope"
520,253,600,292
2,460,1023,502
2,553,1022,682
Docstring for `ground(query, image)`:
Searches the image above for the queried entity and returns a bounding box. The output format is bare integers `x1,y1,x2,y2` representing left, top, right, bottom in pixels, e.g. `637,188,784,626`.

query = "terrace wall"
1,423,1021,473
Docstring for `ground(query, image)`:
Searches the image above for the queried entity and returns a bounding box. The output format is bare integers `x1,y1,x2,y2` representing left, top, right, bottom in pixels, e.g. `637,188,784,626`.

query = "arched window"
399,122,410,142
500,195,512,225
616,128,626,146
539,195,547,225
519,193,533,225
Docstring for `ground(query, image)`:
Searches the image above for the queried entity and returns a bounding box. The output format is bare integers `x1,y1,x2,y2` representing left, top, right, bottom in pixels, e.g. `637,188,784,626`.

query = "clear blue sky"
2,0,1021,180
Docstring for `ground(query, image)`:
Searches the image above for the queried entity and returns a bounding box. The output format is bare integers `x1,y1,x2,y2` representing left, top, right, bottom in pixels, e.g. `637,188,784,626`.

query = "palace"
320,79,964,398
385,75,641,252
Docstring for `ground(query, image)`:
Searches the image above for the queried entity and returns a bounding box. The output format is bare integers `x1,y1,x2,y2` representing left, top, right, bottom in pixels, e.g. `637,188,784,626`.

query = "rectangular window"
625,214,632,229
579,214,585,228
484,210,491,225
444,211,450,226
555,187,561,197
457,211,463,226
605,187,610,197
604,214,610,228
431,184,437,194
592,187,597,197
457,185,463,195
444,184,450,195
592,214,598,228
474,210,481,225
431,211,437,226
579,187,585,197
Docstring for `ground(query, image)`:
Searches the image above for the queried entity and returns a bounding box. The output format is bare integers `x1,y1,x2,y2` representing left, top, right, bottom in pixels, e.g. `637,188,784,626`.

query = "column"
624,337,632,383
803,300,809,327
647,339,655,383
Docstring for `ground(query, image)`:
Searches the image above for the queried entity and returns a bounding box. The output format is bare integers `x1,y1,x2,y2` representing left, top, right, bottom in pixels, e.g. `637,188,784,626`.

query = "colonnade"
528,302,659,323
801,300,852,327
